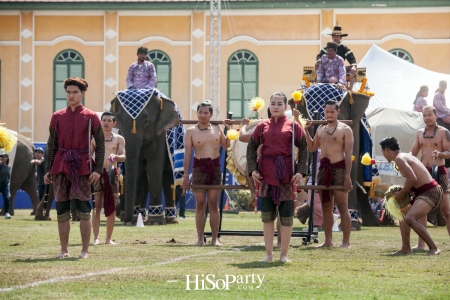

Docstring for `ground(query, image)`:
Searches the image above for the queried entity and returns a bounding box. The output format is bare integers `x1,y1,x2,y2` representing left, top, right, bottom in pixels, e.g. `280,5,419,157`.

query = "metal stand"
204,111,322,245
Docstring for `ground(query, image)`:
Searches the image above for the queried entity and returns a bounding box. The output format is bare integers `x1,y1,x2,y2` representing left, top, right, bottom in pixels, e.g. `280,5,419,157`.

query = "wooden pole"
180,120,353,125
191,184,351,190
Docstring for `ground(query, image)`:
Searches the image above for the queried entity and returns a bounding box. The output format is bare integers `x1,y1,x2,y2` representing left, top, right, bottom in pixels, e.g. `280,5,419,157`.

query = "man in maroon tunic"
44,77,105,259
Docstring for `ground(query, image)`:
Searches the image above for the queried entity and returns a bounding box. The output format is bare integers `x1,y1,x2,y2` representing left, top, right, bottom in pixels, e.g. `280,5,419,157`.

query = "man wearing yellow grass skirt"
380,137,442,255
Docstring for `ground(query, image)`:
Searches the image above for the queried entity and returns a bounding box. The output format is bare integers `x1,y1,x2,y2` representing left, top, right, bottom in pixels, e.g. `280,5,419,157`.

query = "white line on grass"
1,246,253,292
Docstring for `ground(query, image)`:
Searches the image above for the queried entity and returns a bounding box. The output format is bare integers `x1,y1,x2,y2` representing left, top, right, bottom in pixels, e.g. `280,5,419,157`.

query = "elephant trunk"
122,141,142,223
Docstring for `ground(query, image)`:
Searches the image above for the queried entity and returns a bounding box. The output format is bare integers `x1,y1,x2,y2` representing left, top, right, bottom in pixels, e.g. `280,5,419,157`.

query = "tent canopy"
366,107,424,158
359,45,450,114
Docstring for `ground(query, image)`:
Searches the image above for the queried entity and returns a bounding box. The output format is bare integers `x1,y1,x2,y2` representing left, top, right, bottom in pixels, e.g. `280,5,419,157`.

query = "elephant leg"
24,171,39,215
134,172,148,224
8,187,18,216
146,135,166,226
163,167,178,224
21,172,41,216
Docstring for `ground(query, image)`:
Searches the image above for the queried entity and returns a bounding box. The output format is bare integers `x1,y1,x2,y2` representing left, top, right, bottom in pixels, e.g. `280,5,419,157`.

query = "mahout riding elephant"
291,92,377,228
0,134,40,216
110,92,179,224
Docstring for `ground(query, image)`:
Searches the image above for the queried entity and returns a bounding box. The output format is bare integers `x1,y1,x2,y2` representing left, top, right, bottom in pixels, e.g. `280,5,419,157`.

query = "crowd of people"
2,24,449,262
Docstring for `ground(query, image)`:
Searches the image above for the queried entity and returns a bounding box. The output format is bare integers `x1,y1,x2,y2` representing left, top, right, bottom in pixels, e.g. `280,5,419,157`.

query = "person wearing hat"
31,147,46,201
126,46,157,90
315,24,357,89
412,85,429,112
432,80,449,124
316,42,346,89
0,153,11,219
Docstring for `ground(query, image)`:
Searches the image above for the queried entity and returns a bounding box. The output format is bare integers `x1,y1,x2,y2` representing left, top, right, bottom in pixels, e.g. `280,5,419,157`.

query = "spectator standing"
0,154,11,219
31,147,46,201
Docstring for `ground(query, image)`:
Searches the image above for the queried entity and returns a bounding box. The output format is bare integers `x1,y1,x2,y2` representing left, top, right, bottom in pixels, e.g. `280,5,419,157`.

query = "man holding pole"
304,100,353,248
182,102,231,246
44,77,105,259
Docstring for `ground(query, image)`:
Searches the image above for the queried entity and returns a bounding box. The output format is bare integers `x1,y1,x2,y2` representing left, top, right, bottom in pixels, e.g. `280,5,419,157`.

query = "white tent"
359,45,450,114
366,107,424,186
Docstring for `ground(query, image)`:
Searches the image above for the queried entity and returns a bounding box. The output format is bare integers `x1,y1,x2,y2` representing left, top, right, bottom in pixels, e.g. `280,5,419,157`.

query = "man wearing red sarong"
380,137,441,255
44,77,105,259
305,100,353,248
92,112,126,246
183,102,230,246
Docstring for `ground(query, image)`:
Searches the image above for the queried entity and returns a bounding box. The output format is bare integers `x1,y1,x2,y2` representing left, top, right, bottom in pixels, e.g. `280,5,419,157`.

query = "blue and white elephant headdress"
115,88,167,133
302,83,347,120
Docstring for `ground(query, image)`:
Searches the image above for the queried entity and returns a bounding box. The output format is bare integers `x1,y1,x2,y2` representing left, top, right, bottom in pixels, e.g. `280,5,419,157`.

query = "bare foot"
195,240,205,246
212,240,222,247
411,245,425,251
339,243,351,248
56,252,70,259
316,242,333,248
78,252,88,259
105,240,117,245
393,249,412,255
93,238,100,246
427,248,441,255
280,256,291,263
259,256,273,262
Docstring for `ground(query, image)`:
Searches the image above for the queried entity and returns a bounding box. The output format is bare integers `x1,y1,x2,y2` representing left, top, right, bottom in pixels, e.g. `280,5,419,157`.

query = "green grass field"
1,209,449,299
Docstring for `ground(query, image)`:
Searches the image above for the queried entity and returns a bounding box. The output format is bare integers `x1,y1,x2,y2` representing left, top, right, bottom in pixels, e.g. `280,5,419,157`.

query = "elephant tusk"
356,181,367,194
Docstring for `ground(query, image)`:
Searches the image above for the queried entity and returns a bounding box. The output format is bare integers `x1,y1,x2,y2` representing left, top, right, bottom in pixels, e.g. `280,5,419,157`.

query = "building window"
53,49,84,111
227,50,258,119
148,50,171,98
389,48,414,63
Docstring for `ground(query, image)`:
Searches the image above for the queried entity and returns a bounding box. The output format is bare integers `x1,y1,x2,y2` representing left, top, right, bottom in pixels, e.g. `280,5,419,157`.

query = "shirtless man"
409,105,450,250
182,102,231,246
304,100,353,248
380,137,442,255
92,112,126,245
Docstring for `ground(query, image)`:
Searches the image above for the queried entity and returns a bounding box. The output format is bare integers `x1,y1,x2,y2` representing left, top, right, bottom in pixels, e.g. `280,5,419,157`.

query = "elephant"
291,92,377,228
110,92,180,224
0,134,40,216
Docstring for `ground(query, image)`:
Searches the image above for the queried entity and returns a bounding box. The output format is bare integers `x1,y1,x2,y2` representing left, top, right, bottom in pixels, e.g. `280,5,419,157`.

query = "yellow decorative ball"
292,91,302,103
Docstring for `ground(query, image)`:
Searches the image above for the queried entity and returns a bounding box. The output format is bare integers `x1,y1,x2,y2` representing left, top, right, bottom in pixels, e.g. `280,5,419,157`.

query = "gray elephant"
292,92,377,227
0,134,40,216
110,92,180,224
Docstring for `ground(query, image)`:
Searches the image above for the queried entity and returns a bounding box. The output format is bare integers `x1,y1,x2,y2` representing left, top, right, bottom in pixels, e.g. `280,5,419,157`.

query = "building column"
320,9,334,51
190,11,206,119
104,11,118,111
19,11,34,139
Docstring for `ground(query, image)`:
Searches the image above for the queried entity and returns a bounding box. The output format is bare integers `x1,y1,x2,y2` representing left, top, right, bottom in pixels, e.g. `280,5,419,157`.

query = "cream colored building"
0,0,449,142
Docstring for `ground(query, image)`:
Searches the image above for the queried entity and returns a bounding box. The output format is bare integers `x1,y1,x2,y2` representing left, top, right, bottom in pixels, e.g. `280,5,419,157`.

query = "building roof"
0,0,449,10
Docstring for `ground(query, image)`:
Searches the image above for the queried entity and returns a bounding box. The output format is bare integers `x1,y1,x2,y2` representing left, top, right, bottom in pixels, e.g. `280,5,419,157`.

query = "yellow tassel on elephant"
131,120,137,134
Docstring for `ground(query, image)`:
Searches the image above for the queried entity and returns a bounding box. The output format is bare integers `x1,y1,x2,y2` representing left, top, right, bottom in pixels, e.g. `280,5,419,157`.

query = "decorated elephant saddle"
303,83,347,120
115,88,167,119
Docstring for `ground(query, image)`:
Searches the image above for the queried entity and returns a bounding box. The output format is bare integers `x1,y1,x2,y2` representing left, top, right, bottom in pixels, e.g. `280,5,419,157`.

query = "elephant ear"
155,96,180,136
110,97,118,113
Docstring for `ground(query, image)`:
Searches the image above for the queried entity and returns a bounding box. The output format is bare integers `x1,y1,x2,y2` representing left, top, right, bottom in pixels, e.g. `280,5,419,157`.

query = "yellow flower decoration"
248,97,265,113
0,126,15,153
227,129,239,141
